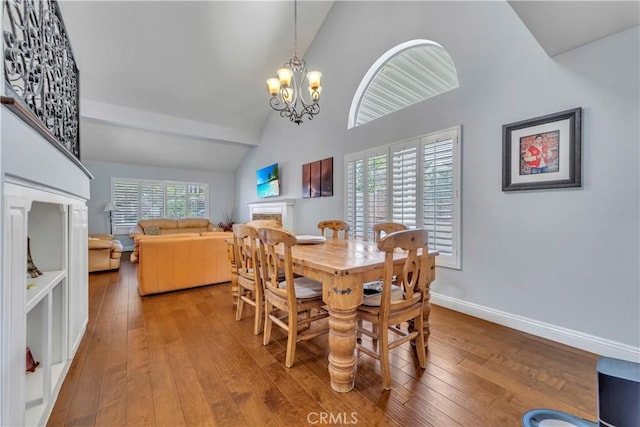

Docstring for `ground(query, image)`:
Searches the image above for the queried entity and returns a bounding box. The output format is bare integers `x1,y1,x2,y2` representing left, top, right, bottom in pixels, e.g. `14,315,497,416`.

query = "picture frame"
303,157,334,198
321,157,333,197
310,160,321,198
302,163,311,198
502,107,582,191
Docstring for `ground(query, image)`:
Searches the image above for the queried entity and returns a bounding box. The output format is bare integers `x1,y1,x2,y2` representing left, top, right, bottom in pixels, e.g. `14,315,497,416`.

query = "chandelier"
266,0,322,125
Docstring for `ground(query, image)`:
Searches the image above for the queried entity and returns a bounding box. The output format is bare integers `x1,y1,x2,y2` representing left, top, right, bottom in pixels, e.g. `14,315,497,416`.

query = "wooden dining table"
287,237,438,392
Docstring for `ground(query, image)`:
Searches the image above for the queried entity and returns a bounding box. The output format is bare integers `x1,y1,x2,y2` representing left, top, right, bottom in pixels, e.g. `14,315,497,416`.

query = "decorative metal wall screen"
3,0,80,158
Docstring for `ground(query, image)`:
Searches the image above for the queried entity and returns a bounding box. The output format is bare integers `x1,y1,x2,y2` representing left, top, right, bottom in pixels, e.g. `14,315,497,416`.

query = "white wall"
85,160,235,248
2,110,91,200
235,2,639,357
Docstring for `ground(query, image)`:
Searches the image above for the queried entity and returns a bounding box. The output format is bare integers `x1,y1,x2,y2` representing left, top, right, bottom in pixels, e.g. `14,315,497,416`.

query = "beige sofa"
88,234,123,272
129,218,217,239
129,218,220,263
136,232,232,295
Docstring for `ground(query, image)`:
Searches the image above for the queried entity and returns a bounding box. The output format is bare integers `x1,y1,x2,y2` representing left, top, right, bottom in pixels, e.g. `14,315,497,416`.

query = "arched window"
348,40,459,129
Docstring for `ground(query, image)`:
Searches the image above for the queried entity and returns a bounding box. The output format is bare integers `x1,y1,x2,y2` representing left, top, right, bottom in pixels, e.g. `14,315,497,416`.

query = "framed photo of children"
502,107,582,191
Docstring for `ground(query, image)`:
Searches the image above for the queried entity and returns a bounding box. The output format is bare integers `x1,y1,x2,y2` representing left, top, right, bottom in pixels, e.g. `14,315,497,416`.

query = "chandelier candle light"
266,0,322,125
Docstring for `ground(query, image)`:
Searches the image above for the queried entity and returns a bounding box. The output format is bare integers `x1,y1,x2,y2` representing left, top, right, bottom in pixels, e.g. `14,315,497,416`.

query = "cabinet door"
68,204,88,355
2,196,28,426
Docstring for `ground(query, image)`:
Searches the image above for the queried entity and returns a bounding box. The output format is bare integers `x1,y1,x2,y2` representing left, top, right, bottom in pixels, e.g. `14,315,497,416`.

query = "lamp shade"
306,71,322,90
277,68,293,87
103,201,118,212
266,78,281,96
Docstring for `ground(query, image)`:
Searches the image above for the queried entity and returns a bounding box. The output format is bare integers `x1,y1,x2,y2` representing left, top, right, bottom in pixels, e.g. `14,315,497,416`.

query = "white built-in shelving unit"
1,106,91,426
3,184,88,426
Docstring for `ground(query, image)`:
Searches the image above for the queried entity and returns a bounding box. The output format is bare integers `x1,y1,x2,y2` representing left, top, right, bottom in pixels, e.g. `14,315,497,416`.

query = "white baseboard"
431,292,640,363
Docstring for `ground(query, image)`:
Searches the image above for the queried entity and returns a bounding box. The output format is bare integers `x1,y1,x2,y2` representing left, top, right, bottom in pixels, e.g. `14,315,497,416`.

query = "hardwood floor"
48,258,598,426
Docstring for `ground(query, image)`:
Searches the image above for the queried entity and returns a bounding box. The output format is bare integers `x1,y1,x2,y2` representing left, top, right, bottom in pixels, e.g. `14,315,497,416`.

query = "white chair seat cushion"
361,284,403,307
278,277,323,299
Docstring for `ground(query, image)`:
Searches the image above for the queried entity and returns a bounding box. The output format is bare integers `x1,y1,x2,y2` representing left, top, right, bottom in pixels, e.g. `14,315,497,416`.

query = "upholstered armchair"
89,234,123,272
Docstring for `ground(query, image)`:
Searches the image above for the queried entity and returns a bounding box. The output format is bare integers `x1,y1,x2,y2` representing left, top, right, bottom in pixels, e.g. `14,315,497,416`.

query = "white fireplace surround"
247,199,295,232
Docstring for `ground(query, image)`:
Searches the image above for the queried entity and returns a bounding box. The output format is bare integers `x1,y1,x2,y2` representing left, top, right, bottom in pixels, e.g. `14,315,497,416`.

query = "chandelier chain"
294,0,298,58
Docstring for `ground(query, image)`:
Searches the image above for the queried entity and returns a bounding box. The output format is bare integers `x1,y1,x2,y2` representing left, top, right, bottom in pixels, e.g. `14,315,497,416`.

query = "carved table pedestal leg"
328,308,357,392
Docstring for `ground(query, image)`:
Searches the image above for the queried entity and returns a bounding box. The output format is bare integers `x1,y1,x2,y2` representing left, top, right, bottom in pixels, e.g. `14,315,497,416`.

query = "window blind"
423,138,454,255
187,184,208,217
112,180,140,234
344,126,461,269
166,182,187,219
111,178,209,234
391,141,418,229
366,153,388,240
140,181,164,219
345,157,365,239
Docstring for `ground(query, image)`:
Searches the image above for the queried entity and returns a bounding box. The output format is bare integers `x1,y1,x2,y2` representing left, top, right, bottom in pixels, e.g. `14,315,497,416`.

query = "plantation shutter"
345,156,365,239
140,180,164,219
423,138,454,254
366,151,389,240
111,178,211,234
165,182,187,218
187,184,209,217
391,141,419,228
421,128,460,268
112,179,140,234
344,126,461,269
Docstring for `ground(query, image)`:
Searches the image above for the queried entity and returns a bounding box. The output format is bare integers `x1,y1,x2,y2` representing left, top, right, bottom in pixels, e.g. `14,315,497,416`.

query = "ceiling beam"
81,100,260,147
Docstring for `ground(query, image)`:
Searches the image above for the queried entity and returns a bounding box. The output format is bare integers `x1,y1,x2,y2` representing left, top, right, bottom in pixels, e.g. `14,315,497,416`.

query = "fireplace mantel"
247,199,296,231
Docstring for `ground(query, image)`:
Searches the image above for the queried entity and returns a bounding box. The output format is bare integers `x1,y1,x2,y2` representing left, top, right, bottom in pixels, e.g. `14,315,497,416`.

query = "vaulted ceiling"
58,1,638,173
59,0,334,172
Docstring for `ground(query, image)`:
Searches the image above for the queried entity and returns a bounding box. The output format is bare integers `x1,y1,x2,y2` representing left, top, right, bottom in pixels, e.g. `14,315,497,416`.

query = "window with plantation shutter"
111,178,209,234
166,182,187,218
112,179,140,234
345,148,389,240
140,181,164,219
348,40,459,129
366,152,388,240
391,141,419,229
344,126,461,269
345,157,365,239
186,184,208,217
422,128,460,268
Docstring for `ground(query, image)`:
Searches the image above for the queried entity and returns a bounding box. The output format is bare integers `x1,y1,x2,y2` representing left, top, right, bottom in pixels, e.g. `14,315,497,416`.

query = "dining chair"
356,229,429,390
257,227,330,368
247,219,289,280
317,219,349,239
232,224,264,335
226,238,239,307
372,222,408,242
359,222,409,341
